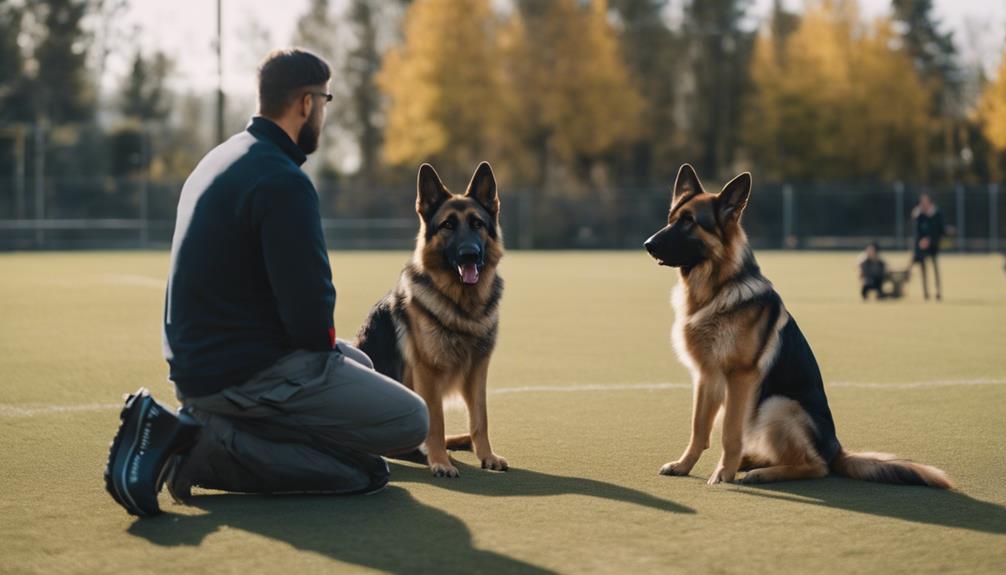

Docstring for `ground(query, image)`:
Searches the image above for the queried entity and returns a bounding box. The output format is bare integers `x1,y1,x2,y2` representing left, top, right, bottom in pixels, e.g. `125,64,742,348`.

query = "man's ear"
672,163,704,206
299,92,313,120
464,161,499,218
717,172,752,223
416,163,450,220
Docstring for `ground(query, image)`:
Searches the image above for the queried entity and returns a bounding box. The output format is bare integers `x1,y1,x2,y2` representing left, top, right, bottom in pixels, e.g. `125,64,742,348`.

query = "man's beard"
297,109,322,155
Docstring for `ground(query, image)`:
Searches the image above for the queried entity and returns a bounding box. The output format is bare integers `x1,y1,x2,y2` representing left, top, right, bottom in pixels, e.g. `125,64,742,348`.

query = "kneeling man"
105,49,428,516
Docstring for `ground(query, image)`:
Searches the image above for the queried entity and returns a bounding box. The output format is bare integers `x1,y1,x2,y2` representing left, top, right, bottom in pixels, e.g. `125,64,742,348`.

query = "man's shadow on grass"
128,466,692,574
737,477,1006,534
129,486,552,574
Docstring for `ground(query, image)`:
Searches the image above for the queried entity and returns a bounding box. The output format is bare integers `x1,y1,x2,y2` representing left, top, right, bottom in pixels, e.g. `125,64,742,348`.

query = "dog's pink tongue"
459,263,479,284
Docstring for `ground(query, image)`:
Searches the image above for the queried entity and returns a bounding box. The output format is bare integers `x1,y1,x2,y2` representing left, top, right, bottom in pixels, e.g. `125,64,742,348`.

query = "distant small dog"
356,162,507,478
644,164,953,488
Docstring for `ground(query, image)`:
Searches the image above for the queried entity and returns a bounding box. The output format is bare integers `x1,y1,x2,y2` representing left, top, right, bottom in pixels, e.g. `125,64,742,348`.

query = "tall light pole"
216,0,225,144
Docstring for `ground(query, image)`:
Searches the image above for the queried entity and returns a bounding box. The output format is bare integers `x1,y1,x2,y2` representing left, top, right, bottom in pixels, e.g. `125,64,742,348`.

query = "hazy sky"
110,0,1006,98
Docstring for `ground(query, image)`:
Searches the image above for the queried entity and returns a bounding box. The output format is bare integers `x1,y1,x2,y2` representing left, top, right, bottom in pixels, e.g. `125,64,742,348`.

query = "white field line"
2,379,1004,418
492,379,1006,394
0,403,121,417
491,382,692,394
100,274,164,289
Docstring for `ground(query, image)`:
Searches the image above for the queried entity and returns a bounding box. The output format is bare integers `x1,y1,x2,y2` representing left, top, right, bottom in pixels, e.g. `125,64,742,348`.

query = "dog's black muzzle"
449,241,485,285
456,243,483,267
644,225,706,269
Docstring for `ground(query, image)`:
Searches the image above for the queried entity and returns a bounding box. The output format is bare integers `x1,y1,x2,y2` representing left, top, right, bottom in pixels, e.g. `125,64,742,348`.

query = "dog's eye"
471,219,484,230
680,213,695,224
439,219,455,231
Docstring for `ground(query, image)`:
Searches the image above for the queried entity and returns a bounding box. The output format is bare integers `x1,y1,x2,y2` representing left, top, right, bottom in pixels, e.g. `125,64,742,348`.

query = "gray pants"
175,341,429,495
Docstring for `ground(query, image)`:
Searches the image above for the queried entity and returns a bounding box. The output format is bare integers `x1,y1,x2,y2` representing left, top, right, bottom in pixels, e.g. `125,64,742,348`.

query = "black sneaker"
104,388,201,517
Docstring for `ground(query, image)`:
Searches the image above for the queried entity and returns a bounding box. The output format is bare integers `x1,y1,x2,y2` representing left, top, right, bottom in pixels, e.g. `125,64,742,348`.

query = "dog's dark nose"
644,236,656,254
457,243,481,264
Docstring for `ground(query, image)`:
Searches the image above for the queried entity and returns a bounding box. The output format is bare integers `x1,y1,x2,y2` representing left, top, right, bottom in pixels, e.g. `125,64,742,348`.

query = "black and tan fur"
356,162,507,478
644,164,953,488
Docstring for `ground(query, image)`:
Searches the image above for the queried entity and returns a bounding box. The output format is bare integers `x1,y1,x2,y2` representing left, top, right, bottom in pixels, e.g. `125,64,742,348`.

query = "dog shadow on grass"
389,461,695,515
128,486,555,574
736,477,1006,534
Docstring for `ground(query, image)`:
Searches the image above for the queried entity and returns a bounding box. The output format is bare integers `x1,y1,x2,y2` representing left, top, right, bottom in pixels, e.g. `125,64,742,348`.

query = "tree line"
1,0,1005,203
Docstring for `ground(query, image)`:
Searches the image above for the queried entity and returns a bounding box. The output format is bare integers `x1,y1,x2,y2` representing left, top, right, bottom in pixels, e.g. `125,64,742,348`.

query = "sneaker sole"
105,389,151,516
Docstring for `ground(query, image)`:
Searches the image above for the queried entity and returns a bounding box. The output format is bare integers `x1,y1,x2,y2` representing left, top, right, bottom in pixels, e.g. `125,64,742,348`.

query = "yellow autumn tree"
979,51,1006,154
847,17,931,179
377,0,505,178
501,0,643,188
746,0,930,181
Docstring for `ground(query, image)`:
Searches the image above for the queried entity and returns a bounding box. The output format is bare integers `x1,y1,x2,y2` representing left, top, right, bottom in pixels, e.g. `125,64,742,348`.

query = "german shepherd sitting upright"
356,162,507,478
644,164,953,488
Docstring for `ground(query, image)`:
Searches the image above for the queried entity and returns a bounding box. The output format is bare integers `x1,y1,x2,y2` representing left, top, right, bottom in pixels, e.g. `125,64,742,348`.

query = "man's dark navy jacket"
163,117,335,398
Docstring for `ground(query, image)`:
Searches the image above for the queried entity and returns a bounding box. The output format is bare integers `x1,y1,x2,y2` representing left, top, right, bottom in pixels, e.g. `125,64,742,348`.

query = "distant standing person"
912,193,945,301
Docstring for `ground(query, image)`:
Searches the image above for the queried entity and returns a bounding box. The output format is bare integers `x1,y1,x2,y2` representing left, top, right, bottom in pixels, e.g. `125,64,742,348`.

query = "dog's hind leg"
738,452,773,472
741,463,828,483
445,434,472,451
740,396,826,484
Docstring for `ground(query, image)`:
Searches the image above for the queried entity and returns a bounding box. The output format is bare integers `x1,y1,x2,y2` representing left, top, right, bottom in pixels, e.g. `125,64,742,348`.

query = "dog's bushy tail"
831,450,954,489
445,434,473,451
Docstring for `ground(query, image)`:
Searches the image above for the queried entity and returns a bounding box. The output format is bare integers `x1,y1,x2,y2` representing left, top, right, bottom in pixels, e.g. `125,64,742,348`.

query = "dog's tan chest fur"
671,276,787,380
397,267,499,372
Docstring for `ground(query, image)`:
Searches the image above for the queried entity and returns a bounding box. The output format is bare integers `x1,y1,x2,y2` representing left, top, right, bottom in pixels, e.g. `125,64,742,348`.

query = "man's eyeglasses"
310,92,334,103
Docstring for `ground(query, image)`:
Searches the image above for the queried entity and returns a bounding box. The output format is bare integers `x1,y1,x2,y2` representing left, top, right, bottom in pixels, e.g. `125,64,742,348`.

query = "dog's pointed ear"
672,163,704,206
717,172,752,223
465,161,499,218
416,163,450,220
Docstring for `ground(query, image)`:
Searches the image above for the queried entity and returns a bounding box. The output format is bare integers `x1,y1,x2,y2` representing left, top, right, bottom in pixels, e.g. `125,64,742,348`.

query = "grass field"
2,250,1005,574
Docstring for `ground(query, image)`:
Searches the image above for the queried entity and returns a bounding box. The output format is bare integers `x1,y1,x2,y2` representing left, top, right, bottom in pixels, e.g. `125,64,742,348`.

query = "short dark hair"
257,49,331,118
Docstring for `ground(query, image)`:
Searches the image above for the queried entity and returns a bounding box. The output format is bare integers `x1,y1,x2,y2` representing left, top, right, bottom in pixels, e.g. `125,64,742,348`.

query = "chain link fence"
1,123,1003,251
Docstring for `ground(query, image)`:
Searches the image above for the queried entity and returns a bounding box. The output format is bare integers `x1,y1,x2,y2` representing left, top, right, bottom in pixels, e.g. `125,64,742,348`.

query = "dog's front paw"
480,453,508,472
707,465,736,485
429,460,459,478
659,460,693,476
739,469,767,484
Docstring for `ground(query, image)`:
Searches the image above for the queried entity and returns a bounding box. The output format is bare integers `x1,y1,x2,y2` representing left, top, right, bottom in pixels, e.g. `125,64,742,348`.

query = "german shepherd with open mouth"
644,164,953,488
355,162,507,478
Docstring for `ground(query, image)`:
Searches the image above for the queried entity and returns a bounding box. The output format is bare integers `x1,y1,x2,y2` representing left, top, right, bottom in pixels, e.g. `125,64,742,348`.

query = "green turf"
1,251,1005,574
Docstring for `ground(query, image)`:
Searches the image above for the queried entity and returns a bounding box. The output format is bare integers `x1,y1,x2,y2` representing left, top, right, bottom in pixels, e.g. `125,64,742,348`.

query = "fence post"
14,124,26,220
519,191,534,250
139,126,150,248
894,181,904,250
955,183,965,252
33,122,45,248
991,183,999,253
782,183,794,248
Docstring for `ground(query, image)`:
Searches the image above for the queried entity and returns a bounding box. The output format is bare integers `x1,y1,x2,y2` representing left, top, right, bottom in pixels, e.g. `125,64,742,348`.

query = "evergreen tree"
0,1,30,122
891,0,958,89
609,0,683,184
32,0,95,123
680,0,755,179
343,0,383,184
120,51,172,122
